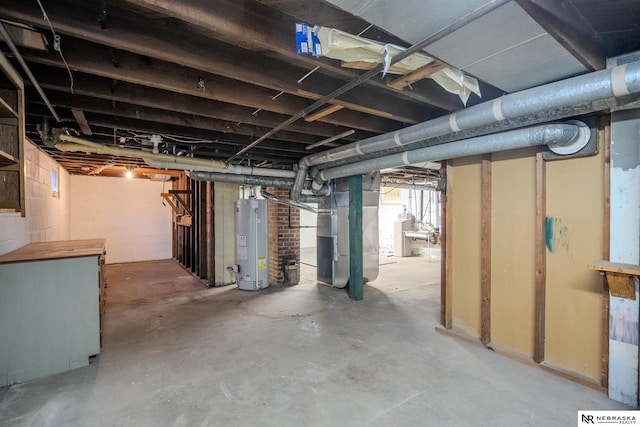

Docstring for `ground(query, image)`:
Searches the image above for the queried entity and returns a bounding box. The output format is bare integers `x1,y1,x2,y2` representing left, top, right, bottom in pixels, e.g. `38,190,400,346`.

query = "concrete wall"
69,175,172,264
0,139,70,255
447,143,606,383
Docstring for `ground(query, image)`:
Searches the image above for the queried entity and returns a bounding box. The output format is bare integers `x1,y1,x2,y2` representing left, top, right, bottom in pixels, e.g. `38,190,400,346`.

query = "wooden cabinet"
0,239,107,387
0,51,25,215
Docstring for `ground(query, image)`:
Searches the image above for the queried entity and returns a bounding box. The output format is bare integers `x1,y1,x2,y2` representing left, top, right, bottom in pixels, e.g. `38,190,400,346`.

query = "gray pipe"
188,171,295,188
291,163,308,200
380,182,437,191
0,22,61,122
260,188,325,214
315,123,587,183
302,61,640,169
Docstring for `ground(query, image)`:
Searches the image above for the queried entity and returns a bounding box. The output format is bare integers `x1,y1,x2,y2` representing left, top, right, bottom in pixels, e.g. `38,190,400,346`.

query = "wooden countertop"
0,239,106,264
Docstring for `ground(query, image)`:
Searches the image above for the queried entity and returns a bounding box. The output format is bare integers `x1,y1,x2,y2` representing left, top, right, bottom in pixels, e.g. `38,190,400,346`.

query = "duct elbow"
311,176,331,197
545,121,590,155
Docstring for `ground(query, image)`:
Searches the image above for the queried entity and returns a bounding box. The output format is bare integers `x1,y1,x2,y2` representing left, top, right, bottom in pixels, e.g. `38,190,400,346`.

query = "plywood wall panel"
213,182,239,286
545,149,604,381
450,156,482,336
491,148,537,356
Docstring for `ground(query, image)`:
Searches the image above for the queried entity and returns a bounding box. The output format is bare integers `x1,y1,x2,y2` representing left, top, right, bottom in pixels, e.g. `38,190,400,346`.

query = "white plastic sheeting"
314,26,481,104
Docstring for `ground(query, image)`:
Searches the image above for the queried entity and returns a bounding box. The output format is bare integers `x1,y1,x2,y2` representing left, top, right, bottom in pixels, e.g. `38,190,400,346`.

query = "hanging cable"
35,0,74,94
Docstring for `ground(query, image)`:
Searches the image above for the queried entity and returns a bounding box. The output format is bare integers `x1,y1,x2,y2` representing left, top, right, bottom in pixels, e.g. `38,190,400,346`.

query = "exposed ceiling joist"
70,108,91,135
32,66,366,140
15,38,400,134
514,0,606,71
0,0,455,119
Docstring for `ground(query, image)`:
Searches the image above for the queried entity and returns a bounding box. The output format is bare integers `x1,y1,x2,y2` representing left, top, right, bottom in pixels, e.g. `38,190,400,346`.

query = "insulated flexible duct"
302,61,640,169
314,122,588,184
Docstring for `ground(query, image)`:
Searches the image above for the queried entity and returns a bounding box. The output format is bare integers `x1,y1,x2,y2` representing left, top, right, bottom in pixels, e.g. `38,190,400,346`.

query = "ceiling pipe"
0,22,62,122
143,158,295,178
56,134,295,179
187,171,296,188
260,188,326,214
56,137,227,169
187,172,324,206
313,122,589,185
302,60,640,171
226,0,511,162
380,182,438,191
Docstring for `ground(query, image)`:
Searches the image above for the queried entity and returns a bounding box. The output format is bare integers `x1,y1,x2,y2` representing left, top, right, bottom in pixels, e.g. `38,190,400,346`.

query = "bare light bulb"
126,170,133,179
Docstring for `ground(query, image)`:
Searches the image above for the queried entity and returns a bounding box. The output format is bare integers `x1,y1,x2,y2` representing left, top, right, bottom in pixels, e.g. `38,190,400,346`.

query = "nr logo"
582,414,595,424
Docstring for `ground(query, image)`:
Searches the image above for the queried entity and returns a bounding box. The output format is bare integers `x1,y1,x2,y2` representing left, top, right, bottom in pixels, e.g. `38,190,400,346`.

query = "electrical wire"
36,0,74,94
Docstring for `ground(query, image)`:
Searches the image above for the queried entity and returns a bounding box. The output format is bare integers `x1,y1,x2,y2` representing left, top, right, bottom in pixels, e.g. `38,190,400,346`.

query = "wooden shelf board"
0,96,18,119
589,260,640,276
0,149,17,166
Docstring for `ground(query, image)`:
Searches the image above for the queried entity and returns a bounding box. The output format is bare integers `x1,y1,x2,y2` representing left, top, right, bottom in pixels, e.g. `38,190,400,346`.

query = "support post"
349,175,363,301
601,115,611,389
534,151,546,363
480,154,492,345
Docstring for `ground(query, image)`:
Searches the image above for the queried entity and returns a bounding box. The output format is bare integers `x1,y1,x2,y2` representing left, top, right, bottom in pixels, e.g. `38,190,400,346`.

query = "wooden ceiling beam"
30,66,366,141
26,106,312,158
70,108,92,135
115,0,461,110
0,0,453,120
35,89,329,146
16,38,399,134
387,61,451,90
515,0,606,71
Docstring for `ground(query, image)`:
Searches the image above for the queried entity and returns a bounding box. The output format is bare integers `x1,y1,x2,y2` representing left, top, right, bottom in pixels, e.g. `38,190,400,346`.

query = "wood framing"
387,60,450,90
480,154,492,345
601,116,611,389
534,151,546,363
444,161,454,329
304,104,344,122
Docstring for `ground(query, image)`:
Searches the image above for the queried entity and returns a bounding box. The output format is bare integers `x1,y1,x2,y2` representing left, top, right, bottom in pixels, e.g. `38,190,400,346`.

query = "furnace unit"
236,198,269,290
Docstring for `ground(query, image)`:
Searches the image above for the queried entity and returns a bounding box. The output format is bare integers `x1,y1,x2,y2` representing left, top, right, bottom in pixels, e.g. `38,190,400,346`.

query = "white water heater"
236,198,269,290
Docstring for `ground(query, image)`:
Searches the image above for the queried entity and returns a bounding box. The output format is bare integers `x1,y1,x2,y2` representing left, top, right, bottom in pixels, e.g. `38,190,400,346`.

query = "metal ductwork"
260,188,325,213
289,60,640,197
143,158,296,179
314,122,589,184
303,62,640,168
187,172,324,208
187,171,296,188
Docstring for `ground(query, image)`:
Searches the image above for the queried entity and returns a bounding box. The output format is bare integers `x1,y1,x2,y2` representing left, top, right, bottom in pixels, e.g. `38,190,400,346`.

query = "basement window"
51,166,59,198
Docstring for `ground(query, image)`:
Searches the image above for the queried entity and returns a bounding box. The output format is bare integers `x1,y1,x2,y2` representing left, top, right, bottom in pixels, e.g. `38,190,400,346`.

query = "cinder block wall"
266,187,299,285
69,175,172,264
0,139,70,255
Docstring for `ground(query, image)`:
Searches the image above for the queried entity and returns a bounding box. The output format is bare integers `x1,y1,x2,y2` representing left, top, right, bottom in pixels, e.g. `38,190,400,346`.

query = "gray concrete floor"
0,254,629,426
